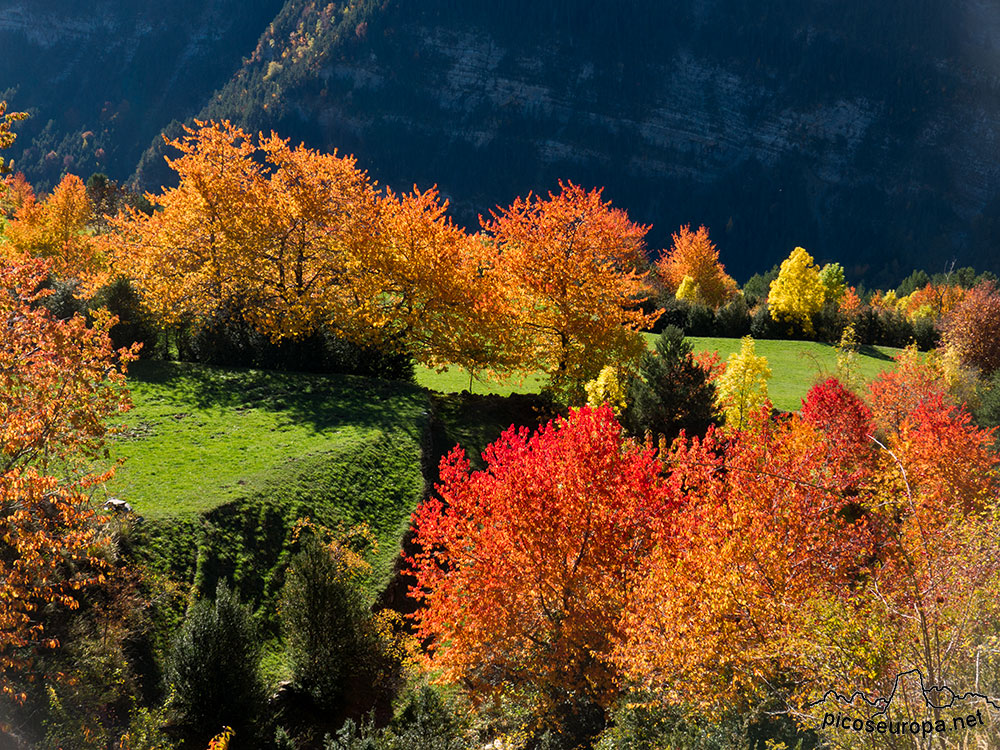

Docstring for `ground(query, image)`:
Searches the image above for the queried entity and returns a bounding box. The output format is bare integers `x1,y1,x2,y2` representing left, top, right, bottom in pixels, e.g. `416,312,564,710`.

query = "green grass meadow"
417,335,902,411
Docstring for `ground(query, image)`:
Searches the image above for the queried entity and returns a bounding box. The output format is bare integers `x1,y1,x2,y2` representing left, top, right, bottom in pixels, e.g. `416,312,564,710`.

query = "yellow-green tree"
584,364,627,415
768,247,825,334
715,336,771,431
818,262,846,303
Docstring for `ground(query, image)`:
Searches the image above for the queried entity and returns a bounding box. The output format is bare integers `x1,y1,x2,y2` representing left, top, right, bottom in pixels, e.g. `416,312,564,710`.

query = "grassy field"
109,360,428,518
109,361,430,597
417,336,902,412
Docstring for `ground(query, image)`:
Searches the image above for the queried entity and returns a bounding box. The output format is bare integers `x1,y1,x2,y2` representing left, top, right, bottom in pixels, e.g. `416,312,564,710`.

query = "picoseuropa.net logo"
806,669,999,745
821,707,986,739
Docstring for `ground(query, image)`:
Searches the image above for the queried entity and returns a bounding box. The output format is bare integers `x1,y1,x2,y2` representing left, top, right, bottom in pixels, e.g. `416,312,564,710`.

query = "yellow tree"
484,181,660,400
714,335,771,431
656,225,737,308
109,121,521,373
768,246,825,334
109,121,281,330
362,186,527,375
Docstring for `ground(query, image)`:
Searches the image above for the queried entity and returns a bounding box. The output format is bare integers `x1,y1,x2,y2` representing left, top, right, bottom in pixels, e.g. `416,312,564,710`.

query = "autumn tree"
407,405,677,740
615,365,1000,739
0,258,137,717
616,409,880,715
0,100,27,176
768,246,825,334
656,224,737,308
109,121,519,373
818,262,846,303
483,181,659,400
4,173,107,292
714,335,771,431
940,280,1000,375
585,364,627,416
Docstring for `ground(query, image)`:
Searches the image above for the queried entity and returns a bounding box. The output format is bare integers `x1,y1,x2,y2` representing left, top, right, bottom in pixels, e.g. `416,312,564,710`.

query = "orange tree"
0,258,137,713
483,181,660,401
109,121,518,372
655,224,737,308
614,371,1000,724
407,404,678,737
3,173,108,293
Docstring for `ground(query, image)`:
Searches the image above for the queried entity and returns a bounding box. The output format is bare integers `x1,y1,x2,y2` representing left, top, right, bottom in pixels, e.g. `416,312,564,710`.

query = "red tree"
407,404,677,722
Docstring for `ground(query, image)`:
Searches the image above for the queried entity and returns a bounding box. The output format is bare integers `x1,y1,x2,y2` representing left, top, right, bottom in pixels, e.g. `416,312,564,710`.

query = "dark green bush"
186,303,414,380
166,582,265,748
323,685,469,750
624,326,720,443
684,302,715,336
749,303,782,339
713,294,751,338
912,316,939,350
89,276,161,356
280,534,402,713
812,300,846,343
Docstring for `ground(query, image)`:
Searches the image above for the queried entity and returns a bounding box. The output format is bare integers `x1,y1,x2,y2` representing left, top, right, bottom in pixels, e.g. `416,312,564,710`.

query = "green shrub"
89,276,161,356
714,294,751,338
624,326,720,442
186,302,414,380
166,582,265,748
280,533,402,712
323,685,469,750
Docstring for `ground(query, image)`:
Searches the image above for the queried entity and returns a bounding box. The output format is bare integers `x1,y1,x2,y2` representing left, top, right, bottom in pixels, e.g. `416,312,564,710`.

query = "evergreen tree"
624,326,721,442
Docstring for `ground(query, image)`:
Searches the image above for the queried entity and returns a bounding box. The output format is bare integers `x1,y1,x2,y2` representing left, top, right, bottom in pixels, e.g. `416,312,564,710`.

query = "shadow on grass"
858,344,894,362
127,360,428,437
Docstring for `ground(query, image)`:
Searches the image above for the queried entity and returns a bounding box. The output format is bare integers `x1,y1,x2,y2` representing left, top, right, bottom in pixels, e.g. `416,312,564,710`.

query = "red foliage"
801,377,873,459
941,280,1000,374
407,404,677,712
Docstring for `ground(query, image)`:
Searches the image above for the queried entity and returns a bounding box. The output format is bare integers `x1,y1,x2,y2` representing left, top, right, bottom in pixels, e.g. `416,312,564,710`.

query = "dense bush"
713,294,751,337
90,276,161,356
749,302,781,339
624,326,720,442
166,582,265,748
184,303,414,380
278,532,403,733
323,685,469,750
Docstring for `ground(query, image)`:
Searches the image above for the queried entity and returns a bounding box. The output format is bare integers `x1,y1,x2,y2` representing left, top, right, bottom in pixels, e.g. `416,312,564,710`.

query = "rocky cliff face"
177,0,1000,281
0,0,284,187
5,0,1000,281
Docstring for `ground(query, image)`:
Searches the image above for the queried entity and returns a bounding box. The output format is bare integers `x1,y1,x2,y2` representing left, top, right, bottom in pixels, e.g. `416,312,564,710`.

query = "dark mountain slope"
145,0,999,283
0,0,284,188
5,0,1000,282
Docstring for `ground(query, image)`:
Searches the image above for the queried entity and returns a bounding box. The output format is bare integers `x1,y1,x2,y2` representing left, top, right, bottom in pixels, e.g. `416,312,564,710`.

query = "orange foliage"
838,285,862,318
408,405,677,717
108,121,519,372
903,282,965,321
0,259,137,706
615,366,1000,715
0,172,33,219
655,224,737,308
4,174,107,293
483,181,660,397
